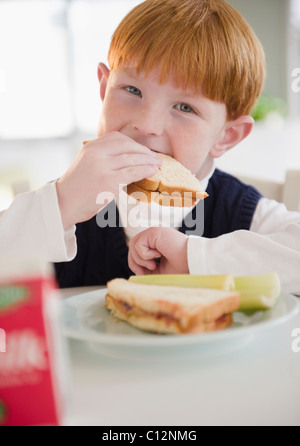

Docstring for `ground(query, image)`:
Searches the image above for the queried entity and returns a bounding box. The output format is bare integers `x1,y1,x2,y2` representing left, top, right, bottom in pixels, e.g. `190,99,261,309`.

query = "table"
60,287,300,426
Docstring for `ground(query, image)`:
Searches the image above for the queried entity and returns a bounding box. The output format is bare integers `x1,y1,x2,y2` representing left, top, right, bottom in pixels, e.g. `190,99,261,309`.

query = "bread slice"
127,153,208,207
106,278,240,334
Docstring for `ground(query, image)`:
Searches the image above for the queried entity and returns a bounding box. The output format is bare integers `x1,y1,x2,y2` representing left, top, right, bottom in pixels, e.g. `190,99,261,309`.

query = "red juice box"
0,262,68,426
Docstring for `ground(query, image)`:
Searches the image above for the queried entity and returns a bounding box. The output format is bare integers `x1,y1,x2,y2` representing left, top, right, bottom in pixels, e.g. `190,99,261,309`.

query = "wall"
227,0,288,102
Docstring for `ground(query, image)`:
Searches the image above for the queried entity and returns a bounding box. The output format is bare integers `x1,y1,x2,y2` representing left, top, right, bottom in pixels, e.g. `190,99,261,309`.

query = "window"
0,0,141,139
0,0,73,138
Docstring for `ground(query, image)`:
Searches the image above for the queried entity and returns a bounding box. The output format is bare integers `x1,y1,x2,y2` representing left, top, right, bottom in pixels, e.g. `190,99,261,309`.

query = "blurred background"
0,0,300,209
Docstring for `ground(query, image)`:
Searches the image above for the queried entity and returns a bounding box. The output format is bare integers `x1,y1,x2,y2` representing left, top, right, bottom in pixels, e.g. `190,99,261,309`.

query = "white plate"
61,289,299,360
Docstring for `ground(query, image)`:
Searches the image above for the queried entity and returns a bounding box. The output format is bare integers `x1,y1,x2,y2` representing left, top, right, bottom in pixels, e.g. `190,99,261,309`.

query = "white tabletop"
59,287,300,426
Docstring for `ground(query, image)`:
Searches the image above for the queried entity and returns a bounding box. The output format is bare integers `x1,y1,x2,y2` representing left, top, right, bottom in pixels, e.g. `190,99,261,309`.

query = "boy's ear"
210,115,254,158
97,63,110,101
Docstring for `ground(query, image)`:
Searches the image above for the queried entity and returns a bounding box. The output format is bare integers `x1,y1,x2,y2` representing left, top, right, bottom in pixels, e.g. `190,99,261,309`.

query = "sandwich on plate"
105,278,241,334
126,153,208,207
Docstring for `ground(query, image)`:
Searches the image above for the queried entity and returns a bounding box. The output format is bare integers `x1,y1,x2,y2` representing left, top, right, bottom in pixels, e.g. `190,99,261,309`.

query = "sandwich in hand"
106,278,240,334
127,153,208,207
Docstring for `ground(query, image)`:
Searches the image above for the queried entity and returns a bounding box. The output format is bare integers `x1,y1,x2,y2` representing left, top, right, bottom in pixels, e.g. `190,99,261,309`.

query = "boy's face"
97,65,233,178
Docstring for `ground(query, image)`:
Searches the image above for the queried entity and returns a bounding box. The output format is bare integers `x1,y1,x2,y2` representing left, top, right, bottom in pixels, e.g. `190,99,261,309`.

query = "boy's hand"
56,132,161,229
128,227,189,275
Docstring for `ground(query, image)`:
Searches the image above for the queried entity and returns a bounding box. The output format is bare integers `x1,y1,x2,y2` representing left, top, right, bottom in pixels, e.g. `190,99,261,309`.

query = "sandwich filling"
127,153,208,207
106,293,234,334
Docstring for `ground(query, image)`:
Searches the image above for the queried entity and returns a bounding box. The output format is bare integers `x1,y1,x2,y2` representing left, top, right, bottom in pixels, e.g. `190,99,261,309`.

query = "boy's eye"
126,86,142,96
175,103,194,113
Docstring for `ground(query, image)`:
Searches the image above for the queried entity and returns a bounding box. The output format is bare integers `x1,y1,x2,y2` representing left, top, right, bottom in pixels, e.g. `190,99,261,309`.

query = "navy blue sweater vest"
54,169,262,288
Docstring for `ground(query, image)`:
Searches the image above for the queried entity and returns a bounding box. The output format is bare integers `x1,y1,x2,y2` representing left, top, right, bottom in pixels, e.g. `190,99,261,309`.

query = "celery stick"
129,274,235,291
238,290,280,312
234,272,280,292
234,273,281,311
129,272,281,312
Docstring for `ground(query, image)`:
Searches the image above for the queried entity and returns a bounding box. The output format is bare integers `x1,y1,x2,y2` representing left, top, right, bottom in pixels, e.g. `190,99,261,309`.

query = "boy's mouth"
146,147,171,157
148,148,163,154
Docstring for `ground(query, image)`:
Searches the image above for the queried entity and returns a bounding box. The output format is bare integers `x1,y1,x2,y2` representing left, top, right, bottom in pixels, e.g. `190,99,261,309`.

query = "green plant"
251,94,287,121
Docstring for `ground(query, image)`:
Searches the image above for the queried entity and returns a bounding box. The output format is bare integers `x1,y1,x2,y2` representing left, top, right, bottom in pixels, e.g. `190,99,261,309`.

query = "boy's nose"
132,105,165,137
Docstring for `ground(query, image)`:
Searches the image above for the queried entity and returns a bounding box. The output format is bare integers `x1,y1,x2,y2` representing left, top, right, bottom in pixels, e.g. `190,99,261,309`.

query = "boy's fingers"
128,243,160,272
138,246,161,260
112,153,162,171
131,237,161,261
131,259,157,274
128,254,144,275
128,228,163,274
118,164,160,184
128,253,156,275
83,134,160,158
130,251,157,270
110,144,160,157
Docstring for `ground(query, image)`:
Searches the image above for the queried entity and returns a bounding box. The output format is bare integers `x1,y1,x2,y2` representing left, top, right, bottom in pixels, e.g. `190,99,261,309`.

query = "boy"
2,0,299,293
54,0,300,294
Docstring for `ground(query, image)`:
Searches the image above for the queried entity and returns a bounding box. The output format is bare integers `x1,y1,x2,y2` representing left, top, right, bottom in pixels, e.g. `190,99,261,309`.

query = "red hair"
108,0,266,120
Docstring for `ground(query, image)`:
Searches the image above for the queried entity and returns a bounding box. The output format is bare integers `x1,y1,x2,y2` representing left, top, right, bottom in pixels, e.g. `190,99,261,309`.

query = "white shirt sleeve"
0,182,77,263
187,197,300,295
